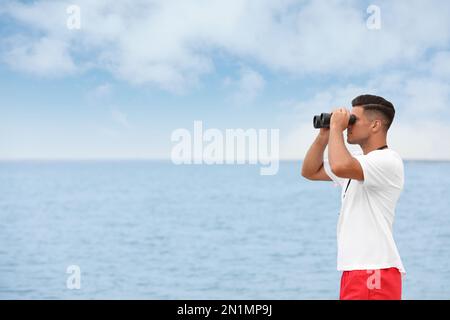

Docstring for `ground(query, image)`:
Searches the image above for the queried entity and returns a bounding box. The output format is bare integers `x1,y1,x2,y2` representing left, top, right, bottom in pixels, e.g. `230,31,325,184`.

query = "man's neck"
360,137,388,155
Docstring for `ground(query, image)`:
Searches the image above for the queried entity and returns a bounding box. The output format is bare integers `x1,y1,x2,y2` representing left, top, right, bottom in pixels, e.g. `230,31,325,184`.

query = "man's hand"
318,127,330,142
330,108,350,132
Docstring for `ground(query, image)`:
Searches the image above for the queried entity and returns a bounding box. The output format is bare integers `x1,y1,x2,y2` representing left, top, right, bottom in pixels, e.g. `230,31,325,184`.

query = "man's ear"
372,120,382,132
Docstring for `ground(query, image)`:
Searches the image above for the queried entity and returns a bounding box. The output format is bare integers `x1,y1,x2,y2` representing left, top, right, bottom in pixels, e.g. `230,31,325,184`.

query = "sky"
0,0,450,160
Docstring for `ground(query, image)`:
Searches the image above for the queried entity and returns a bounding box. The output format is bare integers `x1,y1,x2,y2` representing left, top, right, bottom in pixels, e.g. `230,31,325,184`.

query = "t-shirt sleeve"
323,158,347,187
355,151,403,189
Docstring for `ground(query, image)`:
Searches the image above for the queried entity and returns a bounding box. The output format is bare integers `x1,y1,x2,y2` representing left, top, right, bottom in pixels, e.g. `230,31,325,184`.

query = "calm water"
0,161,449,299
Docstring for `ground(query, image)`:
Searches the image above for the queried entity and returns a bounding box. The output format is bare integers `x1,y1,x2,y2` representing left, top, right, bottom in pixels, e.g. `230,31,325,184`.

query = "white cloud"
93,83,112,99
390,122,450,160
2,0,450,159
86,83,113,104
401,79,450,114
2,0,450,90
2,36,76,76
430,51,450,80
229,67,265,104
85,83,114,106
111,110,131,128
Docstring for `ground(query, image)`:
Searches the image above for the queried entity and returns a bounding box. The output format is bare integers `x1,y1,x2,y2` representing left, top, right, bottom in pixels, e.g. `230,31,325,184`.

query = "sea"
0,160,449,299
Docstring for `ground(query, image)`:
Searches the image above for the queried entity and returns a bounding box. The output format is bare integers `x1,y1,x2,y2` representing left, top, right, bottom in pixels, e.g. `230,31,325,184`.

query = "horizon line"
1,157,450,162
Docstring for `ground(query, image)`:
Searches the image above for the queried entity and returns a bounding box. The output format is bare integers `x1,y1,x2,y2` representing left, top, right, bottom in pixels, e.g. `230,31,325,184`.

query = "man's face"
347,106,371,144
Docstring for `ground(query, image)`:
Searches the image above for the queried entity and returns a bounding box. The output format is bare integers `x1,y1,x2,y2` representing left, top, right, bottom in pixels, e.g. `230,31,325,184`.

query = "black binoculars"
313,113,356,129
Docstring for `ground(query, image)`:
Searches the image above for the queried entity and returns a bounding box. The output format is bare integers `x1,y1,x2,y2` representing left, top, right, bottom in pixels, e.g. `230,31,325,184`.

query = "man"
301,94,405,300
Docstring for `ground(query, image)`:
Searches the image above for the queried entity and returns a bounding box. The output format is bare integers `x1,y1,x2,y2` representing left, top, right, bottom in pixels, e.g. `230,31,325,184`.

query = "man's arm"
328,108,364,180
301,128,332,181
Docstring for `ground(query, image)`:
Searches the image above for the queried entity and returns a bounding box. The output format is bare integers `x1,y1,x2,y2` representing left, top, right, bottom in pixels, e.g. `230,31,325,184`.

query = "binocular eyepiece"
313,113,356,129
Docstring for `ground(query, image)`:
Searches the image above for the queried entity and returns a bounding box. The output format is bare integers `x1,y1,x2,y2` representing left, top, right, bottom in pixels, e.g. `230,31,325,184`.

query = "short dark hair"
352,94,395,131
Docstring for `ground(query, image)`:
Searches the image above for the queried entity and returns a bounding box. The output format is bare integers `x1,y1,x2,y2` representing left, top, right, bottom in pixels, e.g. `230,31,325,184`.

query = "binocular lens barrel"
313,113,356,129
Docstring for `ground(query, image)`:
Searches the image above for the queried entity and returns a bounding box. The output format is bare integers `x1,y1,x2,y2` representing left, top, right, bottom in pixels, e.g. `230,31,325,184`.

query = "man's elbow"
330,163,347,177
301,167,313,180
301,169,309,179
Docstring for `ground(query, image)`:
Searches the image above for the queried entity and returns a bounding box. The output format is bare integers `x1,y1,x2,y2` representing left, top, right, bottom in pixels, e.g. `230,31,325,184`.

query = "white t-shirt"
323,149,405,273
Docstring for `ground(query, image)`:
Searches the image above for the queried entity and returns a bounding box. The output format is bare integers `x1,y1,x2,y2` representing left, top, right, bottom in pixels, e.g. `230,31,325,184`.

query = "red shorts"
340,267,402,300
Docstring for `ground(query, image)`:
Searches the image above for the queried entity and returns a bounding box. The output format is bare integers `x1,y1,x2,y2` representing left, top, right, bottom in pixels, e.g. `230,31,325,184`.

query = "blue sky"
1,0,450,160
